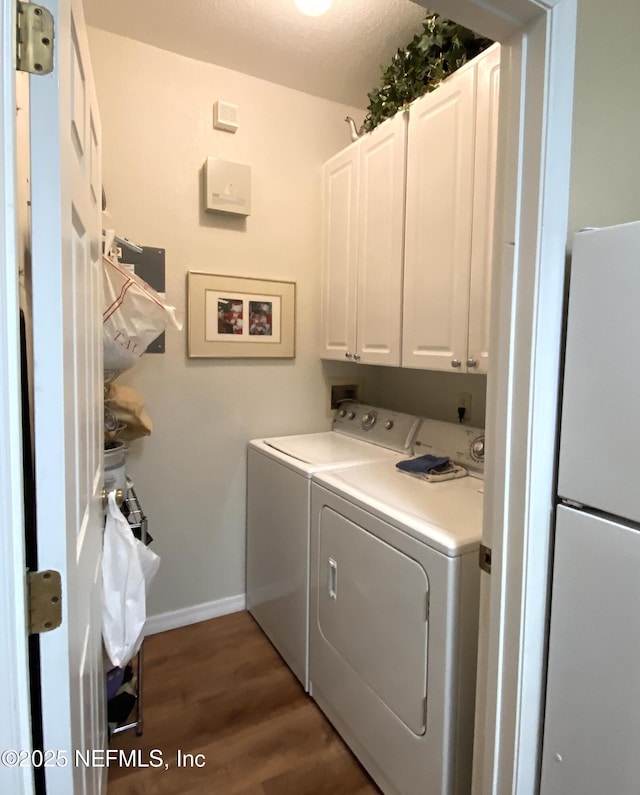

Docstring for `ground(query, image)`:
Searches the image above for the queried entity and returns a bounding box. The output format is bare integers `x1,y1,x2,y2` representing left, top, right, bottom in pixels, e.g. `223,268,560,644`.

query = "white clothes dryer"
309,419,485,795
246,403,421,690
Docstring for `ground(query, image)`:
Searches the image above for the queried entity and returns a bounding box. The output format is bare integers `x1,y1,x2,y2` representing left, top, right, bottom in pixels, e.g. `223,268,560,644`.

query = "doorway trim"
416,0,577,792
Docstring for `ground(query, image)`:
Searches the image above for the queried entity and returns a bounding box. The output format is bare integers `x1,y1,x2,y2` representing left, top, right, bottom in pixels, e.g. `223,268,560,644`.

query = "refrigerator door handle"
560,498,585,509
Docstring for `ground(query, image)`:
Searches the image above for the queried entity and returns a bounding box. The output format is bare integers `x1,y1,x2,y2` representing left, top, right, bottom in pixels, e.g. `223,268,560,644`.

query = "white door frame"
417,0,576,793
0,1,35,793
0,1,577,793
481,3,577,791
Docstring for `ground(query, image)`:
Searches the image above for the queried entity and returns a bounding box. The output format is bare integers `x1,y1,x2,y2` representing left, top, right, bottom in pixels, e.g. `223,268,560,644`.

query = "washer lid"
315,459,484,556
264,432,395,466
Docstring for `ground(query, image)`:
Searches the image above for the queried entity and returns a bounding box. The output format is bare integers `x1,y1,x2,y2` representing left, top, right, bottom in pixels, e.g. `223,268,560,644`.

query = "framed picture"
187,272,296,358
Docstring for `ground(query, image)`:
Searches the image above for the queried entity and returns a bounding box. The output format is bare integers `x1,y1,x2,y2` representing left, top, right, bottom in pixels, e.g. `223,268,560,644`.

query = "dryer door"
317,506,429,735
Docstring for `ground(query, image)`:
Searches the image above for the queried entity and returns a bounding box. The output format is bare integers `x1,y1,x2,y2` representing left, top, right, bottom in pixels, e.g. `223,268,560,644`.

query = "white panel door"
558,222,640,524
468,45,500,375
356,112,407,366
402,65,476,372
540,506,640,795
320,143,359,361
30,0,105,792
0,4,34,794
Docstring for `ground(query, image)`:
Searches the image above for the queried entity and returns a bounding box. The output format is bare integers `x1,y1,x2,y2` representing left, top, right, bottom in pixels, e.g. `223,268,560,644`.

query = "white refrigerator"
540,221,640,794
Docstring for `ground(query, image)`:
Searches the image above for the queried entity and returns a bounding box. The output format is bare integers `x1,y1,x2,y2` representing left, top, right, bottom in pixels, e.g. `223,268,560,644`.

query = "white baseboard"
144,593,247,636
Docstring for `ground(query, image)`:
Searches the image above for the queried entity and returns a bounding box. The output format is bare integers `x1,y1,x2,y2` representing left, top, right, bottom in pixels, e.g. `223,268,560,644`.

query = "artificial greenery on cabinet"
362,11,492,133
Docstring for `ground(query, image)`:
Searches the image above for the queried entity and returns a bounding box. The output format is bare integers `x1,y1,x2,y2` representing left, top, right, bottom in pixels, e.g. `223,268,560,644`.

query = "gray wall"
89,28,364,619
568,0,640,237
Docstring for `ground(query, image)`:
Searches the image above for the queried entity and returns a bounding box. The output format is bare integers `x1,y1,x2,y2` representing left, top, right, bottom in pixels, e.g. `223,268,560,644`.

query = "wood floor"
107,611,380,795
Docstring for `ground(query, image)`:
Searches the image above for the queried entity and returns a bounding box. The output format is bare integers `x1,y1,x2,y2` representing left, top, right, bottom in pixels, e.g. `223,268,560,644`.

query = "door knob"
466,358,478,368
102,488,124,509
353,353,361,362
345,352,353,359
451,359,461,368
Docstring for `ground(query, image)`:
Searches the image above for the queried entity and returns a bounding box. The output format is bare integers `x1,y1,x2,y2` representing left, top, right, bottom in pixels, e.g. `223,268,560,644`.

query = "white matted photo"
207,293,281,343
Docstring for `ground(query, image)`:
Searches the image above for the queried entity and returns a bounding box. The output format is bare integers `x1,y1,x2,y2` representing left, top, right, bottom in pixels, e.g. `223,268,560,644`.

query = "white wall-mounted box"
213,100,238,133
204,157,251,216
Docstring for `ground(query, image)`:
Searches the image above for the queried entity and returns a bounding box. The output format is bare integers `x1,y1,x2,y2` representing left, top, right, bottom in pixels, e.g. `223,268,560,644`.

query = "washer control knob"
384,420,394,430
471,436,485,462
347,411,356,420
338,409,346,418
361,411,377,430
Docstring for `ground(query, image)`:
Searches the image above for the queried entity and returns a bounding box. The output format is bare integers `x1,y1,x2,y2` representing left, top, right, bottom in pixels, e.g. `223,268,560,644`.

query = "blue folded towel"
396,454,451,474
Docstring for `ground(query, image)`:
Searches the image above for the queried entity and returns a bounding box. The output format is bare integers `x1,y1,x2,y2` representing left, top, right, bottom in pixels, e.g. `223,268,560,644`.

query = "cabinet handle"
345,352,353,359
451,359,462,368
353,353,361,362
466,358,478,368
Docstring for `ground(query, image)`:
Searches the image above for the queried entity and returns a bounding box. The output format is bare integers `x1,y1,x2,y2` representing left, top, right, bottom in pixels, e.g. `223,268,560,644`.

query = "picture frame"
187,272,296,358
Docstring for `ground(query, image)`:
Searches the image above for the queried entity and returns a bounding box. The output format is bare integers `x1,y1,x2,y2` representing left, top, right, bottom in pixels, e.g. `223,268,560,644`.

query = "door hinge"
27,570,62,634
16,2,54,75
479,544,492,574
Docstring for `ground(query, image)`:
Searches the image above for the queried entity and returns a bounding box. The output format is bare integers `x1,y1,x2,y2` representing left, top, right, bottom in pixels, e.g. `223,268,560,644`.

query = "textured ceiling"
82,0,429,108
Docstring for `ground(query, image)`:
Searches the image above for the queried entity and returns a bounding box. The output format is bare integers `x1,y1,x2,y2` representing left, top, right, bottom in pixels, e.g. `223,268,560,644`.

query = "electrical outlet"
458,392,472,423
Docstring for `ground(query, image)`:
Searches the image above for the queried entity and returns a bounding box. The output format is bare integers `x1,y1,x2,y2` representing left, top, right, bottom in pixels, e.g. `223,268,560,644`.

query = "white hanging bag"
102,491,160,667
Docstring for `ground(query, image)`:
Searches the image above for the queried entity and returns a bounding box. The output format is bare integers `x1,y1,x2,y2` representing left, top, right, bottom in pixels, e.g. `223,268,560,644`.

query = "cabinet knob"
345,352,353,359
451,359,462,368
353,353,361,362
466,358,478,369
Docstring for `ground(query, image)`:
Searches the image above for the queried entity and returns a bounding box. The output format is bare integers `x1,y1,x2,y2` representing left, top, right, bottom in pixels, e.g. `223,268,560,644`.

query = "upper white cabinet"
402,61,476,372
321,112,407,366
402,44,500,374
468,45,501,374
320,145,359,361
321,44,499,373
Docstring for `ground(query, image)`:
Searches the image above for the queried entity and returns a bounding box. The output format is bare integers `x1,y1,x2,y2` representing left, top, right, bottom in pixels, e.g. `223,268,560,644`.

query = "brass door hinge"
27,570,62,634
16,2,54,75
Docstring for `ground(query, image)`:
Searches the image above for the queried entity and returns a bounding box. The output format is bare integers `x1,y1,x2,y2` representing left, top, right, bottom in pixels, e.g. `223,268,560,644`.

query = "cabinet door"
356,112,407,366
402,65,476,372
321,144,359,360
468,45,500,375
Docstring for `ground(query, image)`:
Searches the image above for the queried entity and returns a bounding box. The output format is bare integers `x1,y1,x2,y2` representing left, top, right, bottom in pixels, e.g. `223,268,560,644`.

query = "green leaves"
362,11,492,133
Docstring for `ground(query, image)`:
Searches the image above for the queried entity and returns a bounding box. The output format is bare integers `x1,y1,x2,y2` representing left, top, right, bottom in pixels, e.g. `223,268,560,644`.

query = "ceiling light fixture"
293,0,333,17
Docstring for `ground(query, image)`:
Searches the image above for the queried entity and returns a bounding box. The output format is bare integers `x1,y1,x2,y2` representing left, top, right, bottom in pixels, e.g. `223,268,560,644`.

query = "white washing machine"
309,419,485,795
246,403,421,690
